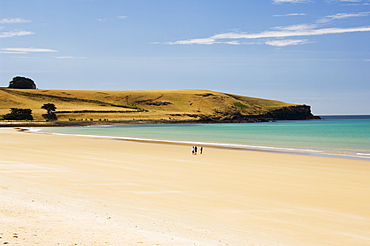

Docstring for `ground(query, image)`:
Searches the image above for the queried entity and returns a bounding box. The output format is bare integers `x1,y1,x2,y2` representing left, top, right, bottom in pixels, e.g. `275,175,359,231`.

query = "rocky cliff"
199,105,319,123
259,105,319,120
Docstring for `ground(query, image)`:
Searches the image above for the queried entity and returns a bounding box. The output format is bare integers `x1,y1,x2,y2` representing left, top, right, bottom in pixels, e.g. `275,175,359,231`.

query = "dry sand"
0,128,369,246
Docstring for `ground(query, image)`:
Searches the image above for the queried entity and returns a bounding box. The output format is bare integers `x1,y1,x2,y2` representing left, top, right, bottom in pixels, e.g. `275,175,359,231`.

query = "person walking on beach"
194,146,198,155
200,146,203,154
192,146,195,155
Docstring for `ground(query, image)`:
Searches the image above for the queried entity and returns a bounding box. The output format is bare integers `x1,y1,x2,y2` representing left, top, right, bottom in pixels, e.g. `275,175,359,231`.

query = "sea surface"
35,115,370,160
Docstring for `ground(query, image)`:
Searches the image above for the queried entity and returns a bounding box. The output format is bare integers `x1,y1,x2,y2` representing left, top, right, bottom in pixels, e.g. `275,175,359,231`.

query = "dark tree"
2,108,33,120
41,103,57,121
8,76,37,89
41,103,57,114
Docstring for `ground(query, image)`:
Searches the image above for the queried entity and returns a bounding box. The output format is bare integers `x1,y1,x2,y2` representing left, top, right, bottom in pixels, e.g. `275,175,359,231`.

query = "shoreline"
0,115,321,127
1,114,369,127
22,126,370,161
0,120,201,127
1,128,370,245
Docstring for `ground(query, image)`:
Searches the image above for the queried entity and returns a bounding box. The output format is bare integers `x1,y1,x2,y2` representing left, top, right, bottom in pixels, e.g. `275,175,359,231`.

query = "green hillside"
0,88,307,123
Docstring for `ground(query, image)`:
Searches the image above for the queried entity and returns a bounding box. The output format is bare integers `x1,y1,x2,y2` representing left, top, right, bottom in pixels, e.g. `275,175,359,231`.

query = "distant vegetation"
41,103,57,121
8,76,37,89
2,108,33,120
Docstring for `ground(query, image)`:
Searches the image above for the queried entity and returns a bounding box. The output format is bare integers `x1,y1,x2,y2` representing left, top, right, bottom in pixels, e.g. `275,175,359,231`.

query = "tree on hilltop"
8,76,37,89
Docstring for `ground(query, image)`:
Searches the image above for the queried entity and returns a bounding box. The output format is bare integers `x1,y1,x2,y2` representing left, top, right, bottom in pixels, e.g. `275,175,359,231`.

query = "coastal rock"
259,105,320,120
199,105,319,123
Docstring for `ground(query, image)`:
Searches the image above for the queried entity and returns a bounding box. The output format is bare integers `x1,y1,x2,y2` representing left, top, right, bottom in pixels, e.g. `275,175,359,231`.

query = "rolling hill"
0,88,316,124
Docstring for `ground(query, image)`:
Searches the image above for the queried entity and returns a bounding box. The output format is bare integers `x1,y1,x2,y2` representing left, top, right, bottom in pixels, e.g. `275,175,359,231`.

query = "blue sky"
1,0,370,115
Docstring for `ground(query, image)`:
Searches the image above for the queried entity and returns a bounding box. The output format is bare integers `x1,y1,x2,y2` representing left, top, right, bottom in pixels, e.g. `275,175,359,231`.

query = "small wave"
357,153,370,158
24,127,43,133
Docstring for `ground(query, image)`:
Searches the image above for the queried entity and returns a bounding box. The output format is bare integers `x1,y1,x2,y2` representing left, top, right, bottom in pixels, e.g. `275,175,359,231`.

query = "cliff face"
199,105,319,123
259,105,319,120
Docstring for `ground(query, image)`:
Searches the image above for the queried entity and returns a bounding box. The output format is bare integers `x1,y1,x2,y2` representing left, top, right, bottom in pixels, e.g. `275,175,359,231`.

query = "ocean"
35,115,370,160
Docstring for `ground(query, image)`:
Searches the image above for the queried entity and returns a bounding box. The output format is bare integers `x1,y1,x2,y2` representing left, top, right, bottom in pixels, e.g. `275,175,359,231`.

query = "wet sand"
0,128,369,245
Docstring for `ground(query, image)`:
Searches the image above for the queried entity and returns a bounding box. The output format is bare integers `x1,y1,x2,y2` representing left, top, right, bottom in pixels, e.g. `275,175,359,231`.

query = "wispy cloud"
273,24,317,31
166,10,370,47
331,0,362,2
327,0,362,3
318,11,370,23
167,26,370,45
0,18,31,24
97,16,128,22
0,30,34,38
273,13,306,17
327,0,370,5
0,48,58,54
327,12,370,19
265,39,310,46
56,56,86,59
273,0,312,4
0,18,33,40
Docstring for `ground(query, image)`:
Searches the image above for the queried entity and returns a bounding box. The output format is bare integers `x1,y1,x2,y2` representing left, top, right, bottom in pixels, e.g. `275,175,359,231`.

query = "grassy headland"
0,88,314,125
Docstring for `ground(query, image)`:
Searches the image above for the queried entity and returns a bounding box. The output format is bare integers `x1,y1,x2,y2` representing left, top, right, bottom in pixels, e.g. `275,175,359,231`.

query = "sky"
1,0,370,115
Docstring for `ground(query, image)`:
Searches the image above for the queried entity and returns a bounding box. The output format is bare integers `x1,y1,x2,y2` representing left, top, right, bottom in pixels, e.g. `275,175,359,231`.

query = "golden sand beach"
0,128,369,245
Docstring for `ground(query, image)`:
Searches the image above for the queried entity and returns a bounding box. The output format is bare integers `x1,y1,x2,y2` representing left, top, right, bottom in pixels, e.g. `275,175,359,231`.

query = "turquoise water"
37,116,370,160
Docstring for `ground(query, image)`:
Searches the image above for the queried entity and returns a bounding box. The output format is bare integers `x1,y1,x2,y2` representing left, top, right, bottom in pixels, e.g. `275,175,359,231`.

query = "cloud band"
0,48,58,54
168,26,370,45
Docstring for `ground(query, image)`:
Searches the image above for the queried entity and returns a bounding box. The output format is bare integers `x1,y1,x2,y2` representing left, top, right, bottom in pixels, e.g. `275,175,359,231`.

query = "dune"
0,128,369,245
